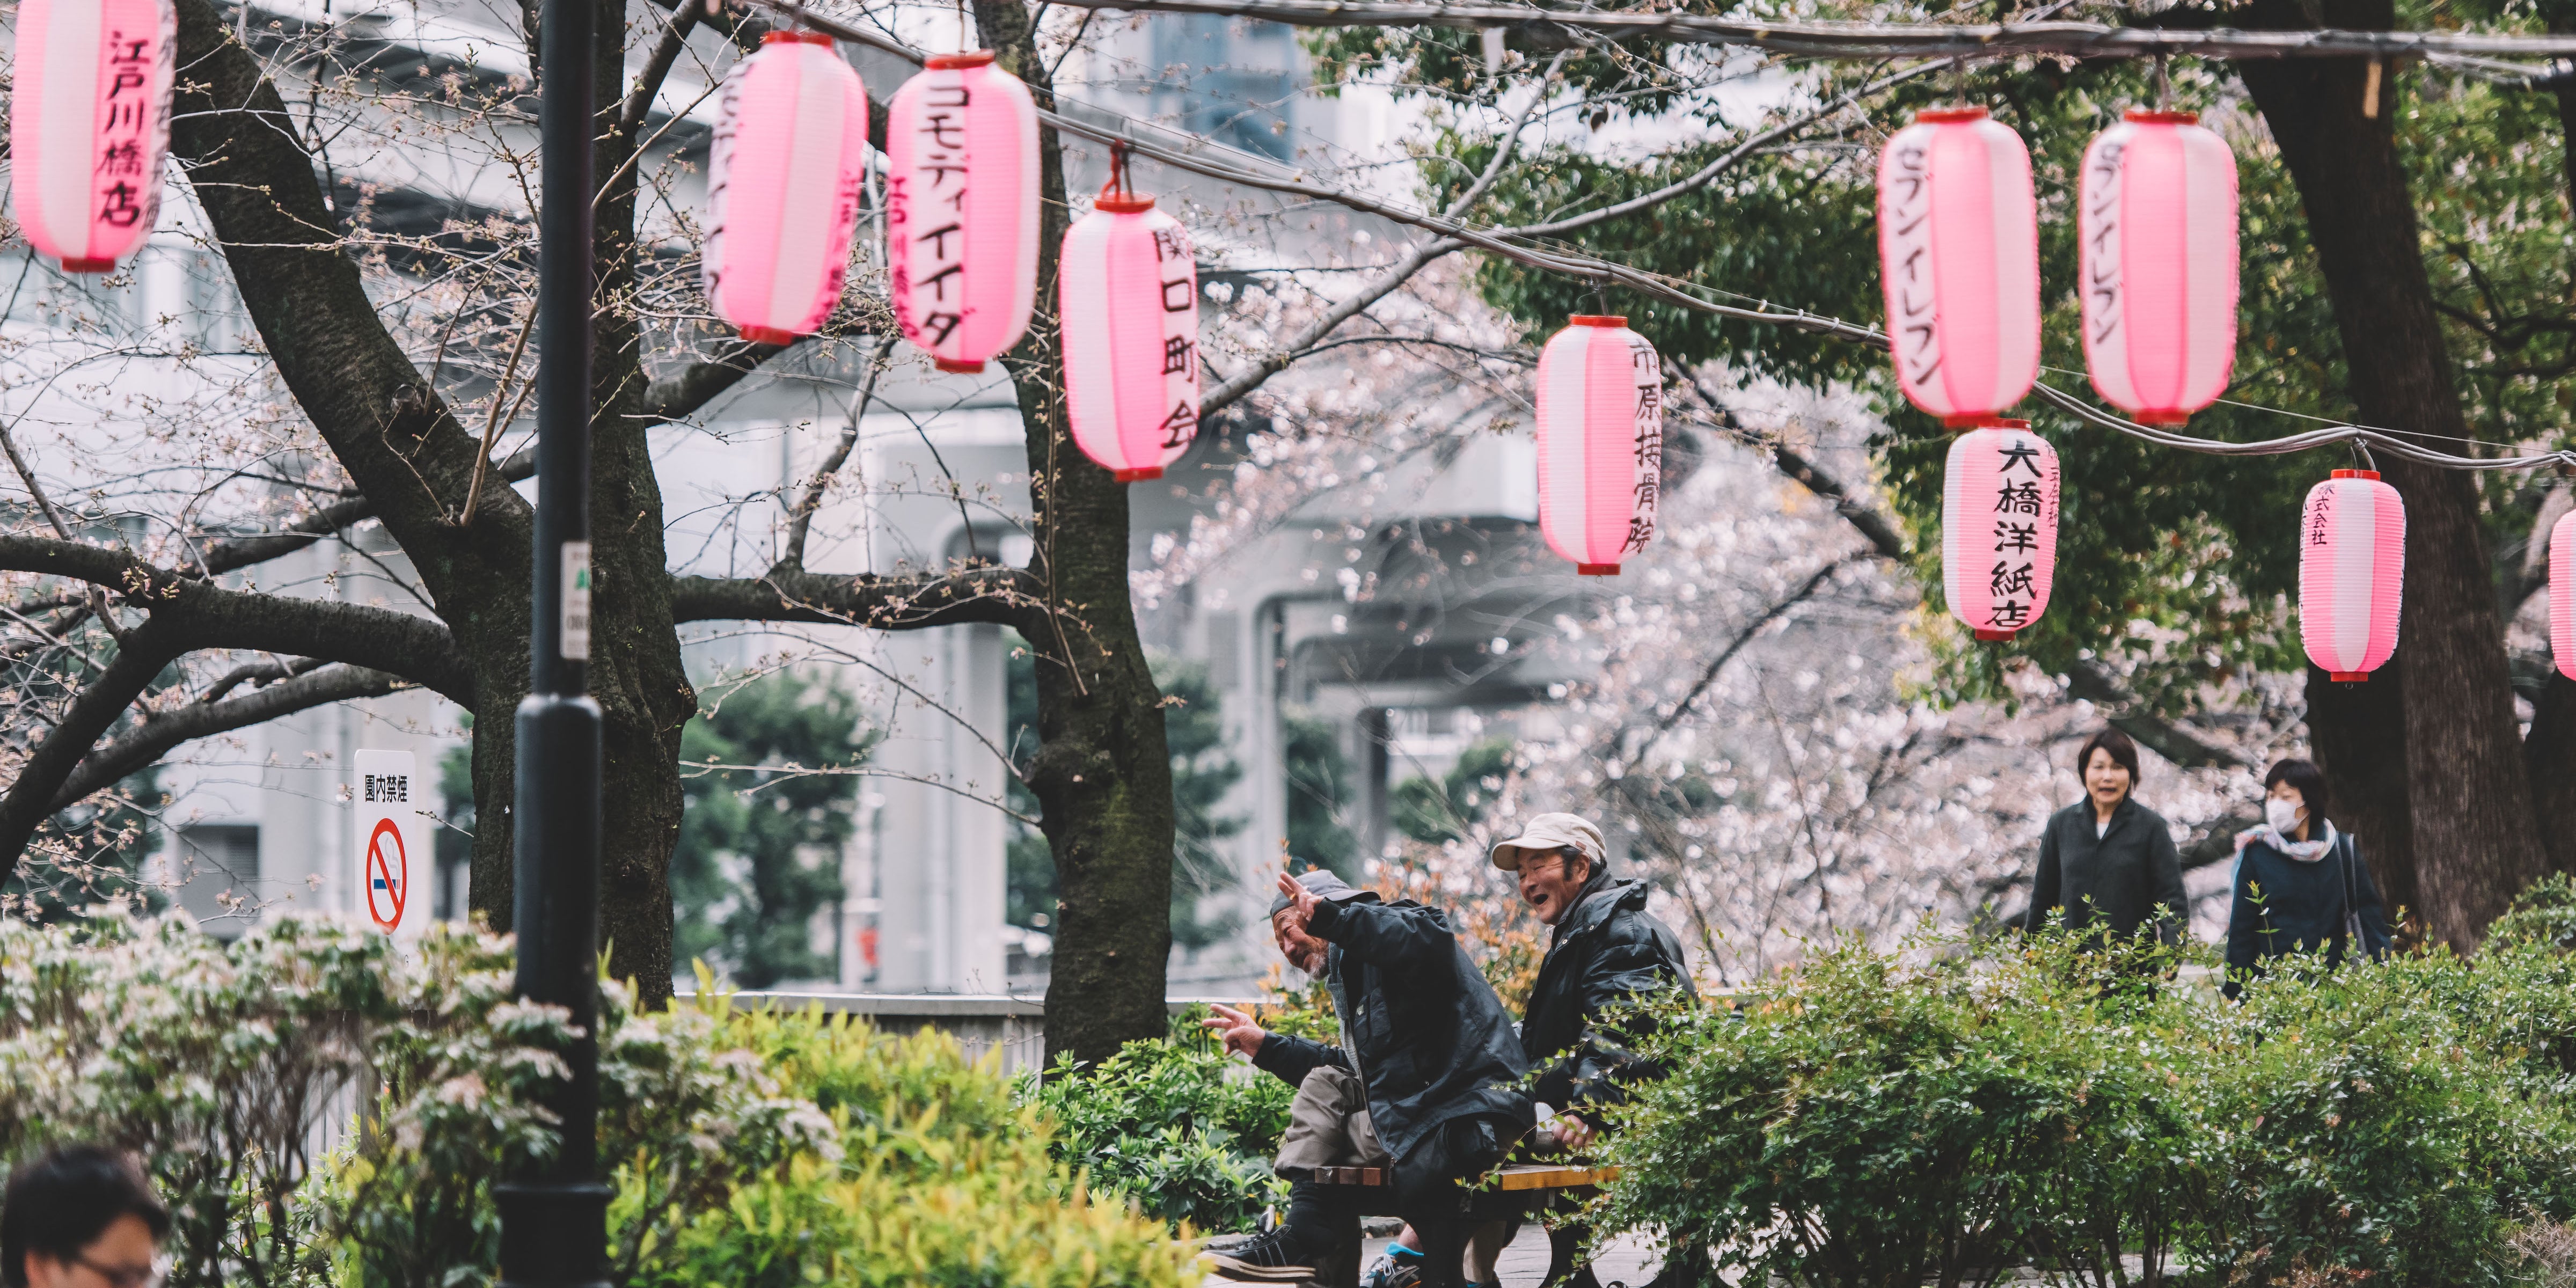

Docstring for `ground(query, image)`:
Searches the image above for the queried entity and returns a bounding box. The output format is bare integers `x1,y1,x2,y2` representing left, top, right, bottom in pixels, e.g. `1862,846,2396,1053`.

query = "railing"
677,992,1257,1075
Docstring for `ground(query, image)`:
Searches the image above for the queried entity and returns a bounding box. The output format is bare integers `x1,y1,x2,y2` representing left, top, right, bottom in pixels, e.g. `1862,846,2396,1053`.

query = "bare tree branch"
48,664,407,814
640,338,792,424
196,447,537,577
784,333,900,568
0,619,185,883
0,536,473,701
669,565,1043,631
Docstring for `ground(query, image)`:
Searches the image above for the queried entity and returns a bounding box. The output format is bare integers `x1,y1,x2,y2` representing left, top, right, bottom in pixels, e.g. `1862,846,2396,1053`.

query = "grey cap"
1268,868,1364,917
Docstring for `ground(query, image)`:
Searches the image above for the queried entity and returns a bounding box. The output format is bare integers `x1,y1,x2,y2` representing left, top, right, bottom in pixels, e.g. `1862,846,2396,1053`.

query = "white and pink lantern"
1877,107,2041,428
2079,111,2240,426
2300,470,2406,682
1535,316,1664,576
9,0,178,273
1942,419,2059,641
2552,509,2576,682
701,32,870,347
885,50,1040,374
1060,180,1200,482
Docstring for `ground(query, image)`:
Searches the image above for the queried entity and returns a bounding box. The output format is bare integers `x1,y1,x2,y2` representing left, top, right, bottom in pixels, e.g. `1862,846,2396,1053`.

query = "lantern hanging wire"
742,0,2576,479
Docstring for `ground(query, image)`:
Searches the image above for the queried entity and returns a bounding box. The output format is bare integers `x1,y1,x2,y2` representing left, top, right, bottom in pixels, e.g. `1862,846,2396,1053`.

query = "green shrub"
1597,925,2576,1287
0,916,1191,1288
1023,1002,1340,1234
618,996,1197,1288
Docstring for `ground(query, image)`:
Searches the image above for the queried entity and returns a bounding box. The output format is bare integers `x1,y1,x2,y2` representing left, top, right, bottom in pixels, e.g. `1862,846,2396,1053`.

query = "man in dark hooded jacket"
1491,812,1690,1288
1202,869,1534,1284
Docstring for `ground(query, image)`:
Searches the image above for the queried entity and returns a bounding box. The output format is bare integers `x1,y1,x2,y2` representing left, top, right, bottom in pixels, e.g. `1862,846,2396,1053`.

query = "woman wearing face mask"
2023,728,2188,947
2222,758,2393,1000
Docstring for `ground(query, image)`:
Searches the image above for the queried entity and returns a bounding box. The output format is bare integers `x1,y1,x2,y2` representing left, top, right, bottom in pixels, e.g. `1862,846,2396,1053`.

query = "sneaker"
1205,1227,1322,1283
1360,1244,1423,1288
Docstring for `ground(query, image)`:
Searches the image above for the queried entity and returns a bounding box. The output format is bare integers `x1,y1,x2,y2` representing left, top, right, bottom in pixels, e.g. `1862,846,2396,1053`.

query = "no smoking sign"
355,750,429,938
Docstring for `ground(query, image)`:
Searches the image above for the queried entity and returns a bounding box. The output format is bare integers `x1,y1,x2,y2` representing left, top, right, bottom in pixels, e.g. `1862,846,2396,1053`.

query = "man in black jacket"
1490,812,1690,1288
1202,869,1534,1284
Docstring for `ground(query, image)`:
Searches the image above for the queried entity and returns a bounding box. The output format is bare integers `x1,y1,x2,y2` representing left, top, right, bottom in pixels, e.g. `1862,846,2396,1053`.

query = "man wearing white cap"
1491,812,1690,1288
1362,815,1694,1288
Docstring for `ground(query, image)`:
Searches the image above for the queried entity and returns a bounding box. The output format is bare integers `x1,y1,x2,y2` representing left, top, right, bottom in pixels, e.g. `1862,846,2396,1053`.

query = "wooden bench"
1303,1163,1618,1288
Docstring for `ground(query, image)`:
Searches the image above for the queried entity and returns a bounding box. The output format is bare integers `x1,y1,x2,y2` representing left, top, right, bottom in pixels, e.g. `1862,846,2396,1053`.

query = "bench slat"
1305,1162,1615,1190
1495,1163,1618,1191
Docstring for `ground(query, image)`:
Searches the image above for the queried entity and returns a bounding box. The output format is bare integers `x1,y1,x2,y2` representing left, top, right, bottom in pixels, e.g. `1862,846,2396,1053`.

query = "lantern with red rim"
10,0,179,274
2299,469,2406,682
1877,107,2041,429
701,31,870,347
2079,109,2239,426
1060,159,1201,483
885,49,1040,374
1942,418,2059,641
1534,314,1664,576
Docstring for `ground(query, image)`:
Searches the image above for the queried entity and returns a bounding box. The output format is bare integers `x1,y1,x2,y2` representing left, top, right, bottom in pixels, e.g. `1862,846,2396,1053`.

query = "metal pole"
497,0,607,1280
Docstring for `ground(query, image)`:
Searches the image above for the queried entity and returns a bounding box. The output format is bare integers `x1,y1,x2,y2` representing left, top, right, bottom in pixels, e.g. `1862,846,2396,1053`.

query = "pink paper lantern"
701,32,870,347
1877,108,2041,429
1061,191,1199,482
2080,111,2239,426
1535,316,1664,576
2553,510,2576,682
1942,419,2059,641
9,0,177,274
886,50,1040,374
2300,469,2405,682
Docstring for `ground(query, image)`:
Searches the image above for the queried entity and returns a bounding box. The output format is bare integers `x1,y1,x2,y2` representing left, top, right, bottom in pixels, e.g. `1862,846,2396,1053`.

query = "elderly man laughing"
1201,869,1532,1284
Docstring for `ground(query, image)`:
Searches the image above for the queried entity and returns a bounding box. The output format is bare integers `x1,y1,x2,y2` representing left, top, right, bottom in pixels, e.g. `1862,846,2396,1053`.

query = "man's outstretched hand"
1202,1003,1267,1059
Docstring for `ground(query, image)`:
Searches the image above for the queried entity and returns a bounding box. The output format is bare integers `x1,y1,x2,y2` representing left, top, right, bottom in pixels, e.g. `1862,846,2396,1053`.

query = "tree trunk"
976,1,1181,1069
2304,662,2418,926
2527,677,2576,878
2236,5,2548,949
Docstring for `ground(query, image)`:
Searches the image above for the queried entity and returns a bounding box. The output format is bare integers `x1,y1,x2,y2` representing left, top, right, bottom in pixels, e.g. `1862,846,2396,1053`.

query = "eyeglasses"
71,1254,165,1288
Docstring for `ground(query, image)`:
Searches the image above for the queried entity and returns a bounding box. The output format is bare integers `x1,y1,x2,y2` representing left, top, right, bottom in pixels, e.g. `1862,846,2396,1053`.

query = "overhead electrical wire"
742,0,2576,475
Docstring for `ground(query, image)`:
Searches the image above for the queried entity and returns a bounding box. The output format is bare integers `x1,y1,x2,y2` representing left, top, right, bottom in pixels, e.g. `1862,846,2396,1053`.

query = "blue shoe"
1360,1244,1422,1288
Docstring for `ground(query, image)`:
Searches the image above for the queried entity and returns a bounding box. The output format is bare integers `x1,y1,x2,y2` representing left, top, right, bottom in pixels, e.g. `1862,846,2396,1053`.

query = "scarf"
2234,818,2338,862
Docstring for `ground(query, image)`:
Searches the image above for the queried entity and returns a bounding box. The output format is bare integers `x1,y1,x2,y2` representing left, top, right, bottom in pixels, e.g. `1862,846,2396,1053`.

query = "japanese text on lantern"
2082,138,2125,347
1623,338,1665,554
899,84,972,349
1881,141,1941,387
1988,436,2046,630
1159,223,1199,447
98,30,157,232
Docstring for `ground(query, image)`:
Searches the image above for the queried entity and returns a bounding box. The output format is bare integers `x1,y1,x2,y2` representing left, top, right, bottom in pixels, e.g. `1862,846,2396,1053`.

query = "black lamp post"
496,0,608,1282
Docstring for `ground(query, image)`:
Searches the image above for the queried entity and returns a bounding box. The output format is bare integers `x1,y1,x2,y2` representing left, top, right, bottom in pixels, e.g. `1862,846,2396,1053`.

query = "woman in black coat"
2023,729,2188,945
2223,758,2392,999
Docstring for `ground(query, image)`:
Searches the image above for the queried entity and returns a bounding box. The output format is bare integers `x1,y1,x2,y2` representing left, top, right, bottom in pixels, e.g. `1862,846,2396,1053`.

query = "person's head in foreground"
1489,811,1608,926
2,1146,169,1288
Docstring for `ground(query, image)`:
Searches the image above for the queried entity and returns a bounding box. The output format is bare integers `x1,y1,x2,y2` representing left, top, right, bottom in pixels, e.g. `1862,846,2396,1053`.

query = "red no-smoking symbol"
365,817,407,931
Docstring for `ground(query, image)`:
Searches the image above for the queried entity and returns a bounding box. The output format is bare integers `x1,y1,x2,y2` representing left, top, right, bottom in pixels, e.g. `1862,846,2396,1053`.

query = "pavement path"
1199,1225,1665,1288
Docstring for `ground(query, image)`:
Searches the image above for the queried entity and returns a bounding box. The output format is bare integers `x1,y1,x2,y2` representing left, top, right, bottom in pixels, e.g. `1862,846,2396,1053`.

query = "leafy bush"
0,915,1192,1288
617,993,1197,1288
1026,1002,1341,1233
1597,924,2576,1287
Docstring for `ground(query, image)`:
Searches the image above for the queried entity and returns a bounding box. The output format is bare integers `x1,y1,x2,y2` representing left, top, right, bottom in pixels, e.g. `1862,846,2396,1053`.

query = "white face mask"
2265,796,2305,833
